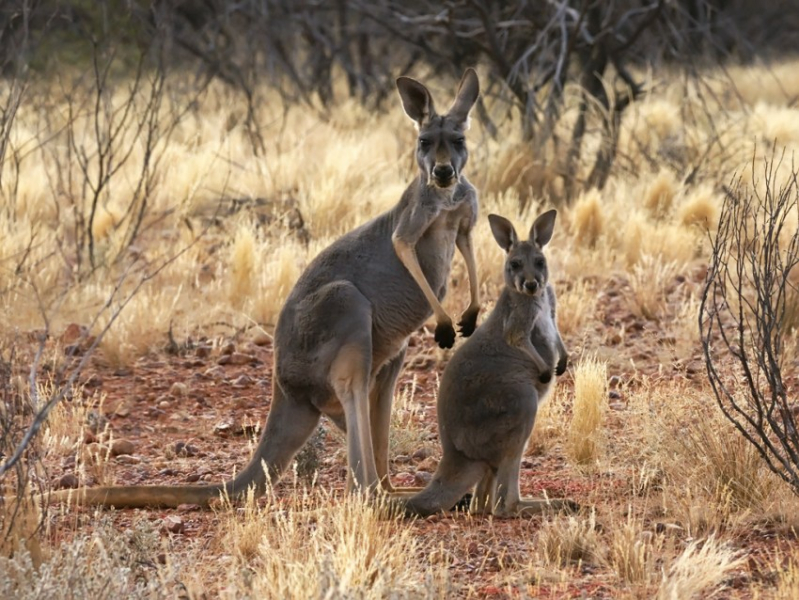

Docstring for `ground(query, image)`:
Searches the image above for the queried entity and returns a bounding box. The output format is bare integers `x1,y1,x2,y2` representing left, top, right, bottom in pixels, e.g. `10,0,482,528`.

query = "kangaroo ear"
530,209,557,248
397,76,436,127
447,68,479,129
488,214,518,252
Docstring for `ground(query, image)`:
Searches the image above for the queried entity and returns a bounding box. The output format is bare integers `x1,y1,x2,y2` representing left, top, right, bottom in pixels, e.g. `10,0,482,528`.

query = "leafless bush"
700,149,799,494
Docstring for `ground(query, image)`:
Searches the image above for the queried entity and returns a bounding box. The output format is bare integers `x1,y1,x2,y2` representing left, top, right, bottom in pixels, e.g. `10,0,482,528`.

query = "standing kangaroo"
51,70,481,508
402,210,576,518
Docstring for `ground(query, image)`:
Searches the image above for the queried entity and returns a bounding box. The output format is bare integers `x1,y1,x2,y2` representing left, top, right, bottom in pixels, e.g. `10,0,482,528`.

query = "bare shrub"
700,150,799,495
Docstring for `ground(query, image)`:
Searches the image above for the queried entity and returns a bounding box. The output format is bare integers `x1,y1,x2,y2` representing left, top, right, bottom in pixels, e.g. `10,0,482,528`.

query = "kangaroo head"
396,68,480,189
488,210,557,297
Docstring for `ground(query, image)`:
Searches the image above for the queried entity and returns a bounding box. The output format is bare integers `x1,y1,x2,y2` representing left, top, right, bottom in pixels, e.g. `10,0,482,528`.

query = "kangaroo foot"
450,492,473,512
458,308,479,337
435,320,457,348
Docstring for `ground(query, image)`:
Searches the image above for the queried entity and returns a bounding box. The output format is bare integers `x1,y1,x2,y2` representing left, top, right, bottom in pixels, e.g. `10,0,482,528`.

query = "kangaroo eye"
535,258,546,269
419,138,432,150
509,260,522,270
453,137,465,148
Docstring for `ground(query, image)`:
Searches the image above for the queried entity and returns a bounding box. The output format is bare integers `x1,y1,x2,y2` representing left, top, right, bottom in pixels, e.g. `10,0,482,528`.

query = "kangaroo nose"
433,164,454,180
524,280,538,293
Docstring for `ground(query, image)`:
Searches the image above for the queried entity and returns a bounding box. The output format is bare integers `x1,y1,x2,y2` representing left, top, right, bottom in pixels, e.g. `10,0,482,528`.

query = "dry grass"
656,536,744,600
2,55,799,598
567,357,608,465
537,509,604,568
218,486,447,599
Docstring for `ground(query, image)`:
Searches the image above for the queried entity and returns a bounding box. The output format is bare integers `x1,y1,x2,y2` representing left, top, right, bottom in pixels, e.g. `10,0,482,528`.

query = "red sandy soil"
31,267,797,598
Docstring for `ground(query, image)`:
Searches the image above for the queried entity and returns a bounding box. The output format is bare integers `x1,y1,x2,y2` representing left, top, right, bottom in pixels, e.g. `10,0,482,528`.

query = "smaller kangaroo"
402,209,575,518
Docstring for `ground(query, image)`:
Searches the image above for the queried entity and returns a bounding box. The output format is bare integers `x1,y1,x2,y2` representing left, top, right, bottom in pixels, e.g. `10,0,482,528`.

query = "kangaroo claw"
435,321,456,348
556,355,568,376
457,308,479,337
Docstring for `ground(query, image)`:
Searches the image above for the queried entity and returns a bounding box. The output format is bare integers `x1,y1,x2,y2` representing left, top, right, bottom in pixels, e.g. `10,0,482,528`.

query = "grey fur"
402,209,577,518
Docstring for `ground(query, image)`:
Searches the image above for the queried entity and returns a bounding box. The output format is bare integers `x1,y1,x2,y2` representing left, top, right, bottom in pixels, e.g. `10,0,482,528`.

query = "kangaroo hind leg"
227,381,321,498
326,290,379,493
403,453,487,517
370,346,415,494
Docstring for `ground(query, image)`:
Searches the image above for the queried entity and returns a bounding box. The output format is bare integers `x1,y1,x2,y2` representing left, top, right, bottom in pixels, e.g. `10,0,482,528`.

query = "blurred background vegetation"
4,0,799,200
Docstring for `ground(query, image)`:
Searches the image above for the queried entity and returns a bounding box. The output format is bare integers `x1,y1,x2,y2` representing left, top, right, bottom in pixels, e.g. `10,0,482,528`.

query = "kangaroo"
49,70,481,508
401,210,575,518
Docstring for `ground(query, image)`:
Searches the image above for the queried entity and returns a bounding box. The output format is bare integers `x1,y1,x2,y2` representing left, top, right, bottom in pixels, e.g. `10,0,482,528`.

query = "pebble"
175,441,198,457
55,473,79,489
110,438,136,456
195,345,212,358
217,352,254,366
115,454,142,465
170,382,189,397
161,515,185,534
252,331,271,346
413,471,433,487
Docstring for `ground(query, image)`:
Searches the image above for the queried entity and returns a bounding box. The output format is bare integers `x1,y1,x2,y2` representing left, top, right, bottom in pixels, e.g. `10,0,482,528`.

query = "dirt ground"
36,267,795,599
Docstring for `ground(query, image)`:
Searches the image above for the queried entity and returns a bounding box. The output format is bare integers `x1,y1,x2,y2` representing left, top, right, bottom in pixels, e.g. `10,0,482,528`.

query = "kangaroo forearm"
392,236,450,323
457,232,480,310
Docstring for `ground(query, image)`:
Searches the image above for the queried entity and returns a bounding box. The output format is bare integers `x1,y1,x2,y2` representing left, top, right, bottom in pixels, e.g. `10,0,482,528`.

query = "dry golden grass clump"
537,510,604,568
656,536,744,600
219,486,447,599
4,55,799,599
567,357,608,465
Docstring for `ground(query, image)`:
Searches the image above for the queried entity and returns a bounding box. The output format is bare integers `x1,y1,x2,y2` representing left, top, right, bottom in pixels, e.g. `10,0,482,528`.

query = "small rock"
413,471,433,487
195,345,212,359
232,374,254,387
83,430,97,444
55,473,79,489
393,454,411,465
174,441,198,457
213,421,242,437
203,366,226,380
217,352,254,366
609,375,622,388
416,456,439,472
60,323,86,345
185,472,202,483
607,332,622,345
156,553,168,565
159,468,179,476
110,439,136,456
252,331,271,346
115,454,142,465
220,342,236,356
609,402,626,411
114,403,131,418
412,447,431,461
83,374,102,388
393,472,416,487
170,382,189,397
161,515,185,534
609,390,622,400
177,504,201,512
158,398,171,409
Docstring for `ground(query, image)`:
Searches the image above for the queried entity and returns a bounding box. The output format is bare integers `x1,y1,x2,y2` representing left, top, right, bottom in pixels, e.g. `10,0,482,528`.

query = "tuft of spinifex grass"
567,357,608,466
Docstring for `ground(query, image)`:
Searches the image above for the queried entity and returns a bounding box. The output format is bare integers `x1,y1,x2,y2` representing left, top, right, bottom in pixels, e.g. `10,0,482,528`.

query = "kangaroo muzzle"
431,163,456,188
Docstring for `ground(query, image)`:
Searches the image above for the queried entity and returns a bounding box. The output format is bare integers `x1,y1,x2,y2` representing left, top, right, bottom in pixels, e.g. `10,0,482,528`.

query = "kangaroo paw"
538,370,552,384
457,308,479,337
435,321,456,348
